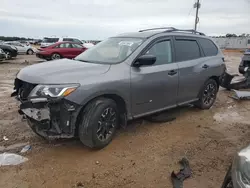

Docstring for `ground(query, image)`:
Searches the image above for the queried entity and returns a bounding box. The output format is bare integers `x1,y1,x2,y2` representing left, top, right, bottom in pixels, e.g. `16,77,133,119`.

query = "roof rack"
138,27,205,36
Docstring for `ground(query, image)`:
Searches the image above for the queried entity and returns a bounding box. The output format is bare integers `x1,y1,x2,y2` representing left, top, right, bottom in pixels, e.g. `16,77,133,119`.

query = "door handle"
168,70,177,76
202,64,209,69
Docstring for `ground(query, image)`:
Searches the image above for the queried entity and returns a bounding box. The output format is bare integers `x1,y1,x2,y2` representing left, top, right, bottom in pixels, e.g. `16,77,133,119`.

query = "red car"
36,41,87,60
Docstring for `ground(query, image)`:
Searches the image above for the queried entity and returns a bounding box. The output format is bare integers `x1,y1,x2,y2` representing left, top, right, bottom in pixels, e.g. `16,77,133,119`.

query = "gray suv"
12,27,225,149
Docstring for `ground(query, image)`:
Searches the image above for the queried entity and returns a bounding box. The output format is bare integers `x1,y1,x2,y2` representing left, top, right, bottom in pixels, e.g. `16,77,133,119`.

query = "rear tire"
51,53,61,60
195,79,218,109
27,49,34,55
78,98,119,149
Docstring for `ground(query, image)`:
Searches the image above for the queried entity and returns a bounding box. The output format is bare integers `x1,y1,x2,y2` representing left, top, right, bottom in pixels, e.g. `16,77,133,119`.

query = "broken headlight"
233,145,250,187
29,84,79,98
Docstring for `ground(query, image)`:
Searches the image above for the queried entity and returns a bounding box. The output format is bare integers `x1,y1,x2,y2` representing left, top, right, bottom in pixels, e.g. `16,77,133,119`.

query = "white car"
41,37,83,48
4,41,37,55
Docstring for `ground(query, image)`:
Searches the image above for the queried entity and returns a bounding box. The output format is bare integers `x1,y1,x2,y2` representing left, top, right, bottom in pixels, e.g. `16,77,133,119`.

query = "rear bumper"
10,50,18,57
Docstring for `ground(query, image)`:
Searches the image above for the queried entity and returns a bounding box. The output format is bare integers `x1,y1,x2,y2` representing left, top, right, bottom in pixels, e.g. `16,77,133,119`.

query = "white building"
212,37,250,49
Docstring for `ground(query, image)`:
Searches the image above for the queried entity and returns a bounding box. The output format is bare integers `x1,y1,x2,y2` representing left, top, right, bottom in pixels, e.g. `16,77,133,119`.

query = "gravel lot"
1,52,250,188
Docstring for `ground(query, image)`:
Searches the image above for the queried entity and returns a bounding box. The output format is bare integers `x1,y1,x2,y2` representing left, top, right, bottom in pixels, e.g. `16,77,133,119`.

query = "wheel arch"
74,93,128,135
209,76,220,89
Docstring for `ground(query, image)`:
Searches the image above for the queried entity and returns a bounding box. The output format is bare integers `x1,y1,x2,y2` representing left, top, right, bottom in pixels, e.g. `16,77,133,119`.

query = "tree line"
0,36,35,41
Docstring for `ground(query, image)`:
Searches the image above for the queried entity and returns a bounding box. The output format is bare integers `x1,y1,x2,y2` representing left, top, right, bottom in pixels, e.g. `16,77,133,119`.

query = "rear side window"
198,38,218,56
59,43,72,48
175,39,201,62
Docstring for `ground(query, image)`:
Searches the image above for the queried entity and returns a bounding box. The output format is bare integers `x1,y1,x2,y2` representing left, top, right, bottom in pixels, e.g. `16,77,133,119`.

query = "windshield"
43,38,59,43
75,37,144,64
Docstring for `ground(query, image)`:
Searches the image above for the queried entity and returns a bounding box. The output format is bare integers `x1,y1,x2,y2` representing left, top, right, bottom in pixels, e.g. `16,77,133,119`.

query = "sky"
0,0,249,40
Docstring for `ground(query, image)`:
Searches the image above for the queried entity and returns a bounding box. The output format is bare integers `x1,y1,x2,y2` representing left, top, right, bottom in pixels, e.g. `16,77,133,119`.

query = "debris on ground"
20,145,32,153
171,158,192,188
95,161,100,165
3,136,9,141
231,90,250,100
0,152,28,166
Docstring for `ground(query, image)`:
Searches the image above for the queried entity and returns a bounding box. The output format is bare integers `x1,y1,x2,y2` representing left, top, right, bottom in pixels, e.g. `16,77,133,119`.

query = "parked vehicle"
41,37,83,48
221,144,250,188
0,48,6,61
5,41,37,55
0,44,18,59
36,41,87,60
12,27,225,149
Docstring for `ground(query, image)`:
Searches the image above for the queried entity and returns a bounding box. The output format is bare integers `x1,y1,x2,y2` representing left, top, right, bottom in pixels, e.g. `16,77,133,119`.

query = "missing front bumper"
19,97,81,139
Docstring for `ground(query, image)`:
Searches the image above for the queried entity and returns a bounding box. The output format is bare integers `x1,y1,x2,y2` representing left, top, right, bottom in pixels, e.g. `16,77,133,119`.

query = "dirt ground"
1,53,250,188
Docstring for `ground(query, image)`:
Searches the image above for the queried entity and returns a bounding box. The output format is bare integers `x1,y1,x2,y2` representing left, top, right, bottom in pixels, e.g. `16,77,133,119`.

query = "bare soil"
1,53,250,188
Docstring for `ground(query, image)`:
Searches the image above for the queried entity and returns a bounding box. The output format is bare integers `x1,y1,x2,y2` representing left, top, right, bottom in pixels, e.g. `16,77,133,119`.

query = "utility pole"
194,0,201,31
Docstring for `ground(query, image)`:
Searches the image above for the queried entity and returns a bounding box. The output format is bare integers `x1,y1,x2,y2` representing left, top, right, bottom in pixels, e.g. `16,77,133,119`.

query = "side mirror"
133,54,156,67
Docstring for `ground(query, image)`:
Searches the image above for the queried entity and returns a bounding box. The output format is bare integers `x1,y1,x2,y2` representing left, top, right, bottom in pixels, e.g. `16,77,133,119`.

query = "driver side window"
144,40,172,65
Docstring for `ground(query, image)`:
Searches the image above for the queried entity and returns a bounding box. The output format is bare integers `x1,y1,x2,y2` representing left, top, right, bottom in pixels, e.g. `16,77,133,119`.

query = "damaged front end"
11,79,82,139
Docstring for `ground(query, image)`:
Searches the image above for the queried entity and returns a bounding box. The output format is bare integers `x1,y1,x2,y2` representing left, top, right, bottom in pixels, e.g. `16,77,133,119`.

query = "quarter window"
198,38,218,56
144,40,172,65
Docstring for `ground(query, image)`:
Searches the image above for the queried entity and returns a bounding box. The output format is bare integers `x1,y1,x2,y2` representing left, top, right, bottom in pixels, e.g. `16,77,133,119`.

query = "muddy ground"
0,53,250,188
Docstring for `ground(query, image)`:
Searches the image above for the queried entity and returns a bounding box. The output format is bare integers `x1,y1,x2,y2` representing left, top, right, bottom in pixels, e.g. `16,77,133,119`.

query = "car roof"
114,28,207,39
51,41,82,46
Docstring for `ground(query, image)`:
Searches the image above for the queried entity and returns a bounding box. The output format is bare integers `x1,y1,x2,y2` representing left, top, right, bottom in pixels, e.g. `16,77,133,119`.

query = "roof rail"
164,28,205,36
139,27,205,36
138,27,176,32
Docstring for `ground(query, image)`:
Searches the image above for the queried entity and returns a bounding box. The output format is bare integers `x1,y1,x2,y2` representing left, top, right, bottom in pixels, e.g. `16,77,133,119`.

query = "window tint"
144,40,172,65
248,39,250,44
63,38,73,42
175,39,201,62
43,38,59,43
59,43,72,48
72,43,83,48
198,38,218,56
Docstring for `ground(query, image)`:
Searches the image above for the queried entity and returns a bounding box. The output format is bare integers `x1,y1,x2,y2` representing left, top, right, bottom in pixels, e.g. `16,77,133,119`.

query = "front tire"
195,79,218,109
221,166,233,188
78,98,119,149
4,50,11,59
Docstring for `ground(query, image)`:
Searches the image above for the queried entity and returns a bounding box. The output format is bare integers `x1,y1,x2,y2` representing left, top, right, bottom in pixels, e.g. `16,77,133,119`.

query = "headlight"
29,84,79,98
233,145,250,187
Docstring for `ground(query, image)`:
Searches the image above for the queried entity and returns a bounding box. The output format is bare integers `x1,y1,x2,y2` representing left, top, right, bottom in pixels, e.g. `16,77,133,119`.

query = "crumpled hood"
17,59,110,84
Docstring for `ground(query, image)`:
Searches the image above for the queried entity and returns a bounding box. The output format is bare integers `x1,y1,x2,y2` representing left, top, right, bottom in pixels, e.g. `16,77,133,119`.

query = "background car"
0,44,18,59
0,48,6,61
4,41,37,55
36,41,87,60
40,37,83,48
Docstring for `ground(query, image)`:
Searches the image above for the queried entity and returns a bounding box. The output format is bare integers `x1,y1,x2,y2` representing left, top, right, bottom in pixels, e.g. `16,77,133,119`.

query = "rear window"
43,38,59,43
63,38,74,42
198,38,218,56
175,39,201,62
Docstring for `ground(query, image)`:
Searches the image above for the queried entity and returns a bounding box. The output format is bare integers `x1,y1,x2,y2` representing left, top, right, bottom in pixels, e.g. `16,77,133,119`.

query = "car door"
71,43,85,57
58,43,73,58
174,37,208,105
131,37,179,117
